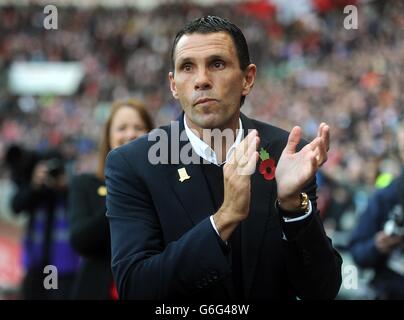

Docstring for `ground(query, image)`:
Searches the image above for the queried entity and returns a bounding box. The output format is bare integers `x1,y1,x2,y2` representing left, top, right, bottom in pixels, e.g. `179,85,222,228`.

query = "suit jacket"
68,174,114,299
105,112,342,300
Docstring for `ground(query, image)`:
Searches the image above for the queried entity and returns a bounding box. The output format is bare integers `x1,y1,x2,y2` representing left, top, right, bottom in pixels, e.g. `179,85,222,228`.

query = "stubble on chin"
191,112,225,130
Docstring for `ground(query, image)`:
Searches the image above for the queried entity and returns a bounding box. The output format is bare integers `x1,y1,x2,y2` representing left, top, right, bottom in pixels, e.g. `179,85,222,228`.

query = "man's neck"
185,114,240,163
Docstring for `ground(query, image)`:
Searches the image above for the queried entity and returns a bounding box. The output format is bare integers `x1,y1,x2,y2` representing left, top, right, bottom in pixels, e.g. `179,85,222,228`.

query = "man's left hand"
275,123,330,211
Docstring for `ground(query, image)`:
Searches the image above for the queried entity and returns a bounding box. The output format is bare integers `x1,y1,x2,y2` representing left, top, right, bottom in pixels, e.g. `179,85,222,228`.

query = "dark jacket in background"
68,173,115,300
350,170,404,299
12,185,79,300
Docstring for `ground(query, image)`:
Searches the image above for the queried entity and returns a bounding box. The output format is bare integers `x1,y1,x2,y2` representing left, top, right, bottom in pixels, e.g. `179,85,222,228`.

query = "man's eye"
212,61,225,69
182,64,192,72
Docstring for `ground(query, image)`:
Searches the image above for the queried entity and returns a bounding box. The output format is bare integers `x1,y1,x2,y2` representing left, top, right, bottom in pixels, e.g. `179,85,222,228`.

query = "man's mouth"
194,98,218,106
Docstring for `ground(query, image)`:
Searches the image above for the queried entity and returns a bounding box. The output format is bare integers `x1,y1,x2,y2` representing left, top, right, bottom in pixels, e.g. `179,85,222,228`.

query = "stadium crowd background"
0,0,403,299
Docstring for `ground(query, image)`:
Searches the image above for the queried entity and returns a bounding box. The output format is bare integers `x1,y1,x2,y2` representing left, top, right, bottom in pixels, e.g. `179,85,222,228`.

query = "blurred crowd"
0,0,404,299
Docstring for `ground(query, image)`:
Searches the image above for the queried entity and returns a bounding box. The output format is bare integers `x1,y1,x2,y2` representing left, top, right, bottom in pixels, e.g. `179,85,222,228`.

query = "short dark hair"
171,16,252,106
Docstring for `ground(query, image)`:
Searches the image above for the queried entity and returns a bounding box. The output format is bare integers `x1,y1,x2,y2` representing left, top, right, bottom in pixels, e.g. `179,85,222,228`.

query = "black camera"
4,144,39,186
4,144,66,186
44,158,65,179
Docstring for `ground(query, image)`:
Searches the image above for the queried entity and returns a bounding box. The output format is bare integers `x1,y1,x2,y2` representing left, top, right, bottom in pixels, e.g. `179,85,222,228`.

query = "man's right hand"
213,129,259,241
375,231,403,255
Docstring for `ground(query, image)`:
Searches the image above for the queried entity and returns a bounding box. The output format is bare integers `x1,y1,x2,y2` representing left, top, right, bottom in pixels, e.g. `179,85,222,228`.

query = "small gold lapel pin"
178,167,191,182
97,186,107,196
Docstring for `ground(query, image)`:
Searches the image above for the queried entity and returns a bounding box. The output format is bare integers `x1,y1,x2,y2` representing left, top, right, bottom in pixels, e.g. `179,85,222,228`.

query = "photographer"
350,123,404,299
5,145,79,300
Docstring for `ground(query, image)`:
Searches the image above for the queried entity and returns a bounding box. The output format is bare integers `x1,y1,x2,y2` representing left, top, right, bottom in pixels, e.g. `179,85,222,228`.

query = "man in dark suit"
105,16,342,300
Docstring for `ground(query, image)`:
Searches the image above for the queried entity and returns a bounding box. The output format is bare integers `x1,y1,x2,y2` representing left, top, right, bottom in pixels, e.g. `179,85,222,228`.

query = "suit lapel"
240,114,277,299
165,113,215,225
167,163,215,225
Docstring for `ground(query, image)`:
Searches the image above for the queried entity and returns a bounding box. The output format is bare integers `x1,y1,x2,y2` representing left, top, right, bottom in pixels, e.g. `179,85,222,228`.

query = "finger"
284,126,302,154
247,149,259,170
235,130,255,159
309,149,320,178
308,136,322,151
322,124,330,152
318,123,330,152
238,150,259,176
310,143,323,165
227,145,237,166
317,122,326,138
314,138,328,167
235,129,257,162
238,136,259,167
228,129,257,166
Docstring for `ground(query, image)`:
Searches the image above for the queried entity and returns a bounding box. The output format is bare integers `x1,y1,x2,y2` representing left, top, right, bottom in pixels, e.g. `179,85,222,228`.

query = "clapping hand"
275,123,330,211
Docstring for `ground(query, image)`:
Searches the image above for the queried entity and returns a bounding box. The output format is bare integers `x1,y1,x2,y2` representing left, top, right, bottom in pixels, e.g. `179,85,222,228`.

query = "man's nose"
194,68,212,90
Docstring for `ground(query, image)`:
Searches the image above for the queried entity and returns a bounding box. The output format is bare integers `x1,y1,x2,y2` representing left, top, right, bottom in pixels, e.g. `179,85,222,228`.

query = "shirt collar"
184,114,243,166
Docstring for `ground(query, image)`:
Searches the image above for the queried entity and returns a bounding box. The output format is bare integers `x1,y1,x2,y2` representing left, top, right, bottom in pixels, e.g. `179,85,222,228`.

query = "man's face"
169,32,256,131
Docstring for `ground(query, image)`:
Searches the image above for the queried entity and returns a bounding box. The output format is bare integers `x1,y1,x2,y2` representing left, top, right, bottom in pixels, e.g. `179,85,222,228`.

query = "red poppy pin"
258,148,276,181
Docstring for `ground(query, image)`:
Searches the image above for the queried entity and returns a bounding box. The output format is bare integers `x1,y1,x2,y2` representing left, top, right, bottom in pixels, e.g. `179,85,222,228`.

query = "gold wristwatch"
299,192,309,212
277,192,309,213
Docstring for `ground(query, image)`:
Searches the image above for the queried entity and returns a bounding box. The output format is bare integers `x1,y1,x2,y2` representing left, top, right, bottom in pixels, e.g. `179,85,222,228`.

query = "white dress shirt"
184,115,243,166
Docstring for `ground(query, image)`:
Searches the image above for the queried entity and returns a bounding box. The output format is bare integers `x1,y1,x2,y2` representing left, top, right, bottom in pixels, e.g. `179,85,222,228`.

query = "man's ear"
241,64,257,97
168,72,179,99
